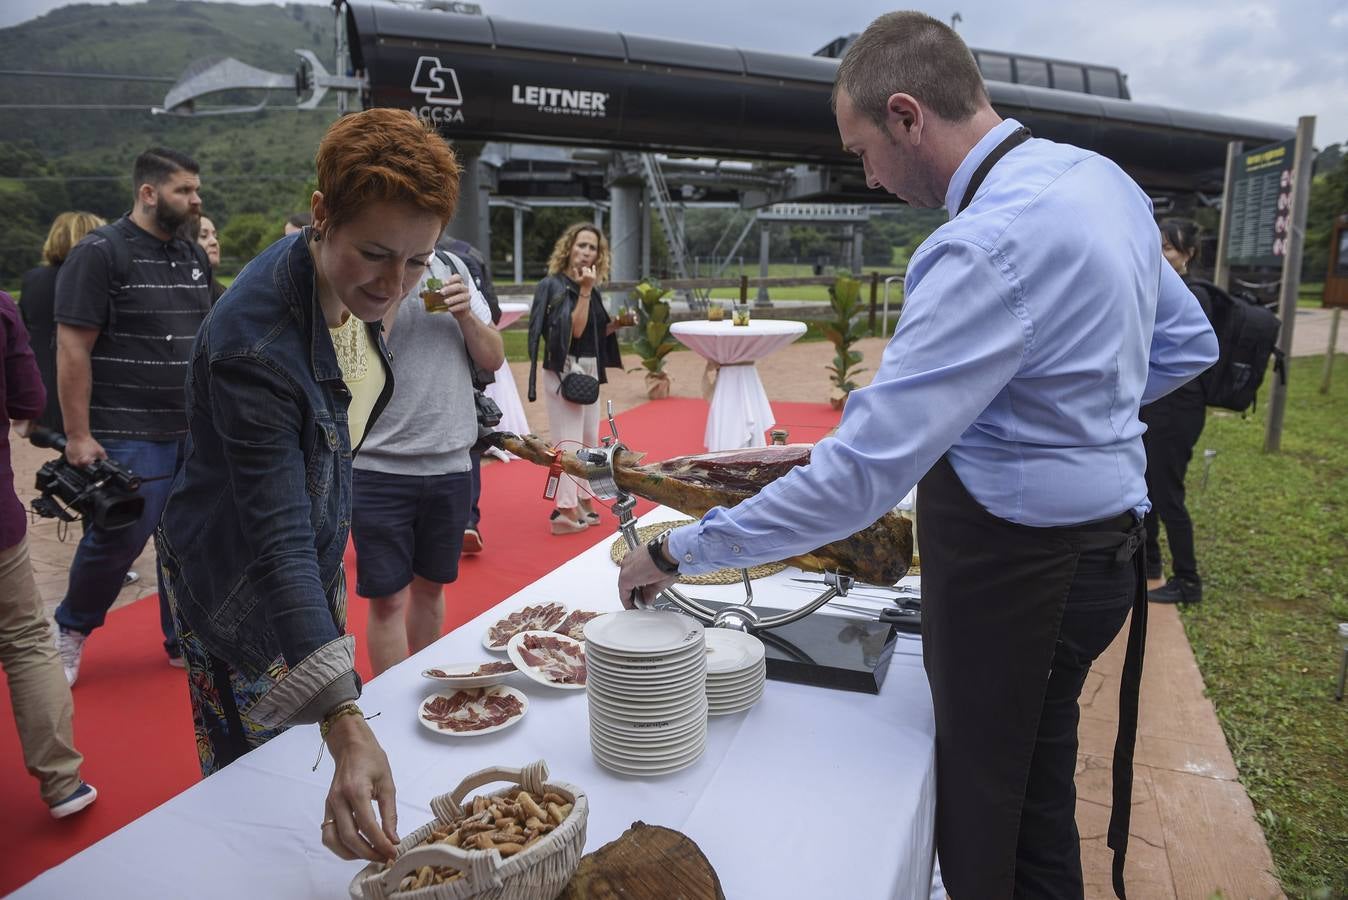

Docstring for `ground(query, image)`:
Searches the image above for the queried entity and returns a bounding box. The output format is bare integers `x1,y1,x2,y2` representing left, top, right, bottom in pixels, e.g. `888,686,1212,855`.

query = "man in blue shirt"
620,12,1216,899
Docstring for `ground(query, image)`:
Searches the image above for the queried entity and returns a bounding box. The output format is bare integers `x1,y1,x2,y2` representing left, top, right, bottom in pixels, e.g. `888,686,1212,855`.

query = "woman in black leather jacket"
526,223,628,534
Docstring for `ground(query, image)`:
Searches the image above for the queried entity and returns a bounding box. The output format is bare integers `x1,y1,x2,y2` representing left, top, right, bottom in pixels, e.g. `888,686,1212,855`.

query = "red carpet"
0,398,842,893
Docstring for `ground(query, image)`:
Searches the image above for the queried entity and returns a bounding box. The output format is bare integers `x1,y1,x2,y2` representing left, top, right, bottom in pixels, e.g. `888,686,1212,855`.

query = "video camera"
28,427,145,531
470,389,503,453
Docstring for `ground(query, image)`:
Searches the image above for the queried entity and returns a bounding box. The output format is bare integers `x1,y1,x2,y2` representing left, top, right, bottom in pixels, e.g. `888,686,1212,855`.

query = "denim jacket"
157,231,393,727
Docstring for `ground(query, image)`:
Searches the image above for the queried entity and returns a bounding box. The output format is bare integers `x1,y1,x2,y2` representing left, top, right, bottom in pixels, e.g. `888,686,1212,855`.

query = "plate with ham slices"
506,631,588,690
418,686,529,737
482,602,568,652
420,660,518,688
553,609,603,642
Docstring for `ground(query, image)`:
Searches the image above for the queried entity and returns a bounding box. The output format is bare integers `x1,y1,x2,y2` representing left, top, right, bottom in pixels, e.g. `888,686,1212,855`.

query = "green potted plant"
629,280,678,399
824,275,867,409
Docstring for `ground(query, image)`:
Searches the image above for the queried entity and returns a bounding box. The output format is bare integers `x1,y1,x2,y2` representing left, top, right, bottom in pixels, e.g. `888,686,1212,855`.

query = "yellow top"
328,314,386,447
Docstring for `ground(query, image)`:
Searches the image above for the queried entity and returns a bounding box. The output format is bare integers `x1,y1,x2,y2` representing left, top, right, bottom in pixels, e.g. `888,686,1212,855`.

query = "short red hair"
315,108,460,231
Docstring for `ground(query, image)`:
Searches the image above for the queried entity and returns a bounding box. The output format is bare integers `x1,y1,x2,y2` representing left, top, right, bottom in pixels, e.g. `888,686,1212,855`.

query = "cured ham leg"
489,433,913,584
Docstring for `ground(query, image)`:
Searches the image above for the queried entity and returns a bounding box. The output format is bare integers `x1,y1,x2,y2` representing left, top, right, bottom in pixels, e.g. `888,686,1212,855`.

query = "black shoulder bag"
558,300,601,405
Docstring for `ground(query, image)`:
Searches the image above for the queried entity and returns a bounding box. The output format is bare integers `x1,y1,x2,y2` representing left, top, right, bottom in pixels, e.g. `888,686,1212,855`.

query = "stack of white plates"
582,610,708,776
704,628,767,716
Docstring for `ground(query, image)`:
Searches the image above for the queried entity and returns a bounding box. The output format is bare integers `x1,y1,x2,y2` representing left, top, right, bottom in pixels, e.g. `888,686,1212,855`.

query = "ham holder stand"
577,404,903,694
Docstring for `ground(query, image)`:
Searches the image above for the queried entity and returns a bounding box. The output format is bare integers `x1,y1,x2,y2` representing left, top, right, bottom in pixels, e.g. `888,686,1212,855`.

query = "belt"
1075,510,1138,533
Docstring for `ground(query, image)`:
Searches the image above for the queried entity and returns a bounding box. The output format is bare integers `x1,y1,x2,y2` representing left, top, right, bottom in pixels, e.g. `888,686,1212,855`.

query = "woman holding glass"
526,223,628,534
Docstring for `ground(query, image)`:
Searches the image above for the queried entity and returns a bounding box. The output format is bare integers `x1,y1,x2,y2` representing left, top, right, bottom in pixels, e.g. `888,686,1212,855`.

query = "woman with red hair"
158,108,460,863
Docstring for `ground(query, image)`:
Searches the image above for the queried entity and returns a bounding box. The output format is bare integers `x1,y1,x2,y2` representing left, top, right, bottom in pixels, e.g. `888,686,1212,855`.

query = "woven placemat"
609,520,787,585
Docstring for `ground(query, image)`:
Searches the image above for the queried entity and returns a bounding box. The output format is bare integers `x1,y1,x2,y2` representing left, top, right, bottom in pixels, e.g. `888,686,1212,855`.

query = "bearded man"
52,147,213,681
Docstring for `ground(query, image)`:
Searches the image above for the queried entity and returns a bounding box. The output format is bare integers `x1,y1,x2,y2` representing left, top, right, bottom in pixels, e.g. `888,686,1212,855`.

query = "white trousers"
541,355,601,509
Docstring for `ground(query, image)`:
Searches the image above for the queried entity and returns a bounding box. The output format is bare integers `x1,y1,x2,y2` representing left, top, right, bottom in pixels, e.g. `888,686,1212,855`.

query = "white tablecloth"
669,320,807,451
17,507,934,900
484,302,531,460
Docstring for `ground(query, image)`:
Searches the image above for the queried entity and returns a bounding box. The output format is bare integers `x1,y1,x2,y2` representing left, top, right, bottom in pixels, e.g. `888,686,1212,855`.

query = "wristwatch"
646,533,680,575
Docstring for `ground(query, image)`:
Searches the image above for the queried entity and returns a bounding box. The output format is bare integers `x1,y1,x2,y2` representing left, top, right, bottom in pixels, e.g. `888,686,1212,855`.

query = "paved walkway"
14,304,1327,897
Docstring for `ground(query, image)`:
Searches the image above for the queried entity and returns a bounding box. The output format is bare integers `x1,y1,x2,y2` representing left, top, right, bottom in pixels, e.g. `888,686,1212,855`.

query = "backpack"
435,248,496,390
437,237,501,324
1189,279,1285,412
91,221,212,309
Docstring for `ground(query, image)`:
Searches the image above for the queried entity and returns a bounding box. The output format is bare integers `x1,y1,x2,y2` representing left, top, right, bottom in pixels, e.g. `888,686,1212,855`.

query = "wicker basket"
349,760,587,900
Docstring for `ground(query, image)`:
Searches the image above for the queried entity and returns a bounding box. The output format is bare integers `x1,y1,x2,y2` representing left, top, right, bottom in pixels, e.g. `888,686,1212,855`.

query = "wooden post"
1213,141,1242,291
868,271,879,335
1322,308,1341,394
1264,116,1316,454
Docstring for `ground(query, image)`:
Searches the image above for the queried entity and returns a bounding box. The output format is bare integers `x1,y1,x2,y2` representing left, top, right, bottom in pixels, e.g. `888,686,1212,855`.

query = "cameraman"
51,148,211,682
1,289,97,819
350,248,503,676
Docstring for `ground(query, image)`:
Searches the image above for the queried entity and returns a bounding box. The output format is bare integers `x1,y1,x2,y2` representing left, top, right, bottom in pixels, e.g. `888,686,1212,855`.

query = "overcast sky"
4,0,1345,147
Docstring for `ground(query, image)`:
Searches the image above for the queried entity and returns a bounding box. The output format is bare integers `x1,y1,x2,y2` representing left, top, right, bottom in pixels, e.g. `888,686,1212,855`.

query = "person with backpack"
436,236,500,554
350,245,504,676
51,147,213,682
1143,218,1212,604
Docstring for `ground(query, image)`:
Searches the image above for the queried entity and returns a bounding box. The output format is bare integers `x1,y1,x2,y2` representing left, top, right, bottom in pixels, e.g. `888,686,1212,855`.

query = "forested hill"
0,0,340,287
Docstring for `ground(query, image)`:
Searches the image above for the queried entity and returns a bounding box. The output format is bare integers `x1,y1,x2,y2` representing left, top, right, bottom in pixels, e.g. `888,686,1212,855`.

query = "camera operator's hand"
65,433,107,468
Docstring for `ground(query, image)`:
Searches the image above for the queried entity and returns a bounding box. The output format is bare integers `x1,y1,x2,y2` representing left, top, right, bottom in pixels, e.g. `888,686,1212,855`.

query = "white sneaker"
50,782,97,819
55,627,87,687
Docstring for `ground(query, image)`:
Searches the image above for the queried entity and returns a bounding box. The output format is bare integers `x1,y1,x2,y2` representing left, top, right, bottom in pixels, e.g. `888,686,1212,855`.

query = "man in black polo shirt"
52,147,211,684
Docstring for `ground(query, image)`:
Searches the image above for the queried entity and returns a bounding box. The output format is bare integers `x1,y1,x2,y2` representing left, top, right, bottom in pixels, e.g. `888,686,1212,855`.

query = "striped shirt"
55,215,212,439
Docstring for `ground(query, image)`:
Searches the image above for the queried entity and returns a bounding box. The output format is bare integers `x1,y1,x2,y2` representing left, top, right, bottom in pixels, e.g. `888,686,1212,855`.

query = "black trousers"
1013,546,1136,897
1140,390,1206,581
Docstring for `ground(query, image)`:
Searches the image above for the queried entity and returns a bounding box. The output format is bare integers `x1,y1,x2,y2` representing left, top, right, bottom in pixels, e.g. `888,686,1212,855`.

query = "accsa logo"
409,55,465,125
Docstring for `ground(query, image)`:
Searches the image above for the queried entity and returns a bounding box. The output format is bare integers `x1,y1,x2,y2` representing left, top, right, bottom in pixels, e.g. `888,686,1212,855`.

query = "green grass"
1178,355,1348,897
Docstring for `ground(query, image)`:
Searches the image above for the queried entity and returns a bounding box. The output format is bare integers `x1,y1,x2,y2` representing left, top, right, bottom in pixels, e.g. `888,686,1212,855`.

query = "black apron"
918,127,1148,899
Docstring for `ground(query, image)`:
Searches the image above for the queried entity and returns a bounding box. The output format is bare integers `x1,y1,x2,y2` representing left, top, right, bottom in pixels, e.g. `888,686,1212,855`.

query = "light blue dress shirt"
667,118,1218,576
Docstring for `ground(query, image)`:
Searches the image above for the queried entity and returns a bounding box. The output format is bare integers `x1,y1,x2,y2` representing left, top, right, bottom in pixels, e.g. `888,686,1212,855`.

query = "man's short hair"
133,147,200,191
832,11,987,127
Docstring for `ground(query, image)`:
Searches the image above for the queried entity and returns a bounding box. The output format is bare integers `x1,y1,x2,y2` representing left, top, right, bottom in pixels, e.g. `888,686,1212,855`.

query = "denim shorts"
350,469,471,597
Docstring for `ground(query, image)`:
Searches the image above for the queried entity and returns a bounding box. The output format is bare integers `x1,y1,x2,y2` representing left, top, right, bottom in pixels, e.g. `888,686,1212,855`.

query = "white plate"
583,640,705,669
707,679,765,703
586,670,706,700
586,654,706,685
420,660,519,688
482,602,568,652
587,689,705,721
583,610,704,656
588,699,707,735
703,628,766,675
592,739,706,776
585,649,707,680
506,630,587,690
706,662,766,689
709,689,764,715
590,729,706,762
553,609,604,642
590,714,705,745
706,672,766,696
418,686,528,737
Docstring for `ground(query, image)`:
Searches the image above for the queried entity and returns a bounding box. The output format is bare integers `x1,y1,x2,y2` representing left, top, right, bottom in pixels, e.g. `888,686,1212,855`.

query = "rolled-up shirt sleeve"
207,357,345,668
1142,263,1218,405
667,239,1027,573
